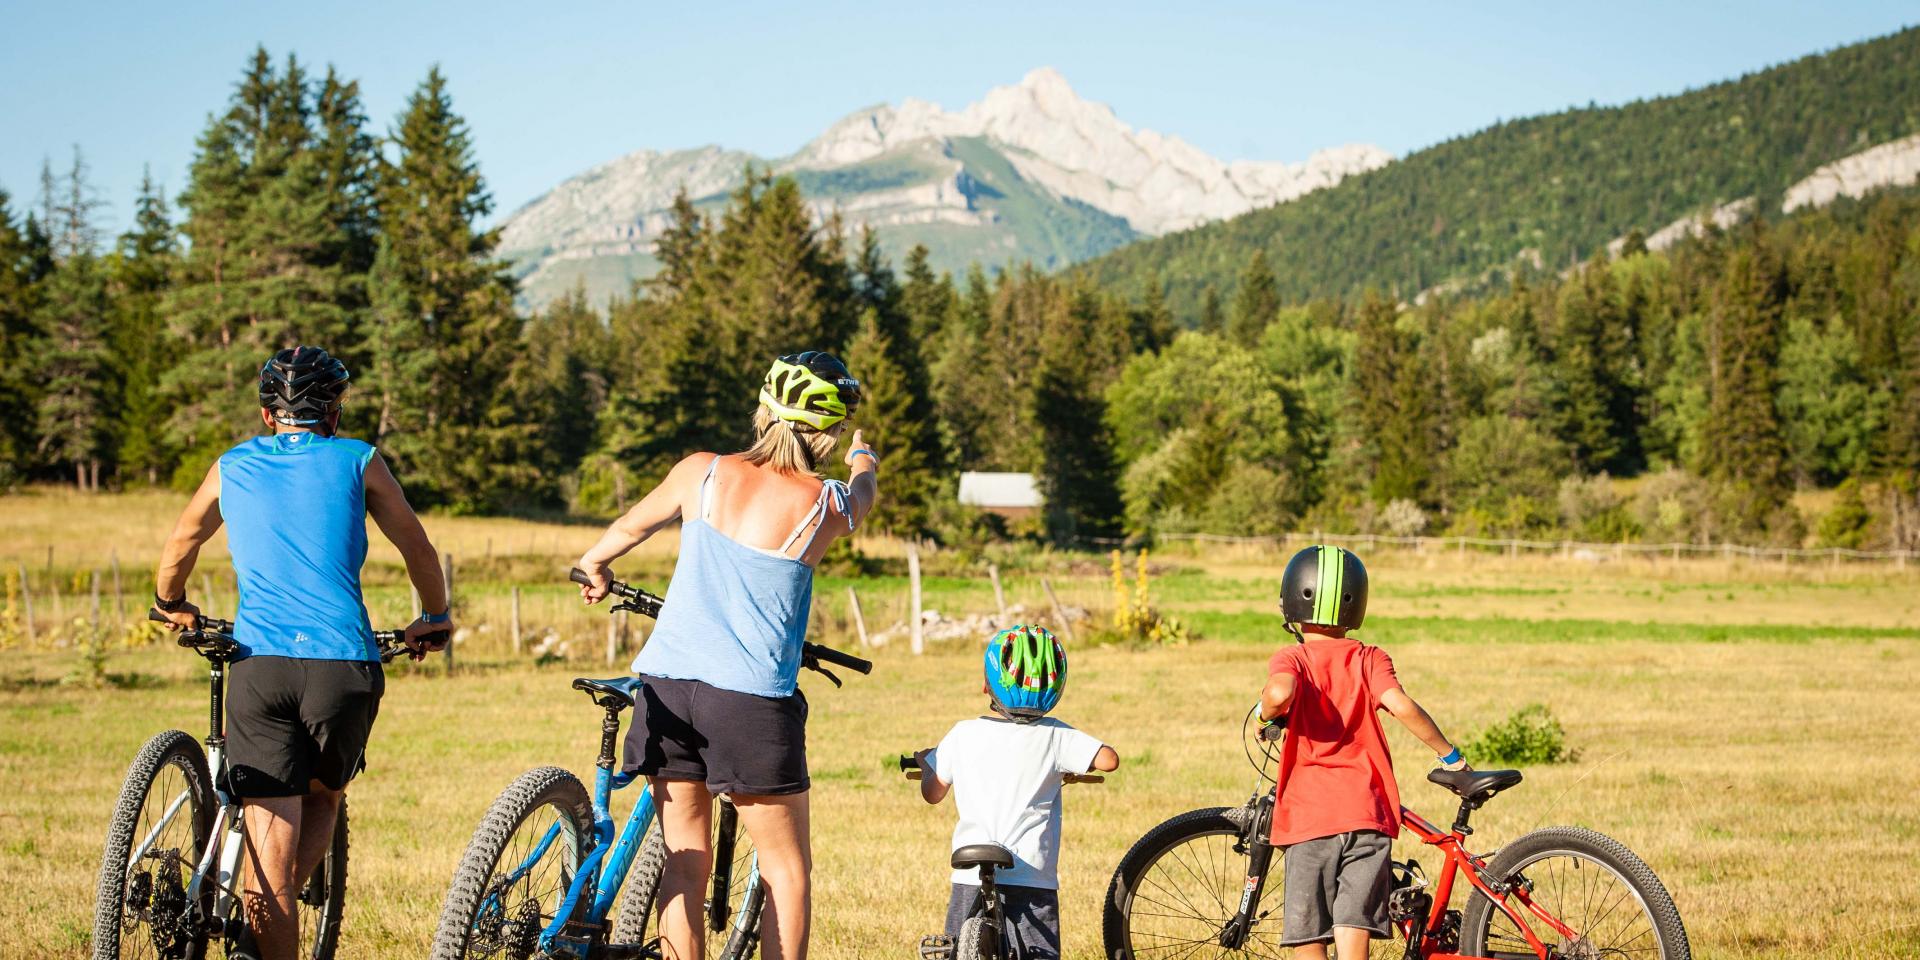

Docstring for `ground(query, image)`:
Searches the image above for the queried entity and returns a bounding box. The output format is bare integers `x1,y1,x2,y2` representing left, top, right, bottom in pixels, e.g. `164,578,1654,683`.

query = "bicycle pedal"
919,934,955,960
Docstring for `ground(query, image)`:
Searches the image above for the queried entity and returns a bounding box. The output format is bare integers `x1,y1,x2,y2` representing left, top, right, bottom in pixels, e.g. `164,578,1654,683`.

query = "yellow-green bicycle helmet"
760,351,862,430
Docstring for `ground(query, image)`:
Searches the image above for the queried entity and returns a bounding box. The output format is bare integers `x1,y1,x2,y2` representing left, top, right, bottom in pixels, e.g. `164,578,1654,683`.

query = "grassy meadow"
2,487,1918,958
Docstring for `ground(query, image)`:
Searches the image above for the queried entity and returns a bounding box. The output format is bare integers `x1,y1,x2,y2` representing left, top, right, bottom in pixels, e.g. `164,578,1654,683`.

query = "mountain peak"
1017,66,1075,95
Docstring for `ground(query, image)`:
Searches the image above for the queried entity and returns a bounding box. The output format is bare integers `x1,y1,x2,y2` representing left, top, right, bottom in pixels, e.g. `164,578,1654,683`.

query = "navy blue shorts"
622,675,809,796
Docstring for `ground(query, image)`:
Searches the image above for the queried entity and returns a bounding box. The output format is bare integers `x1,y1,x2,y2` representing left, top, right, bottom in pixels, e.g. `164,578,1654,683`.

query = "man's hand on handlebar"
403,616,454,658
156,601,201,633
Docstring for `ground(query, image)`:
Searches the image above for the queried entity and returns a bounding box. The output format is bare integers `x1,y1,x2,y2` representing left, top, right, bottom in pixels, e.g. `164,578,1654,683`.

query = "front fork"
1218,791,1277,950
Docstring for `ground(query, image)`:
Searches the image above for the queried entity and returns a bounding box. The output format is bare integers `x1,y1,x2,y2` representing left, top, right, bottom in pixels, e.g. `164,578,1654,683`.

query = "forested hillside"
4,40,1918,555
1077,26,1920,317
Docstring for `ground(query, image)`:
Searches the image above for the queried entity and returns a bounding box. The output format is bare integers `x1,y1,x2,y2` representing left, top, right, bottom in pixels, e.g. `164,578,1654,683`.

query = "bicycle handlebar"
895,752,1103,784
569,568,874,681
147,608,446,663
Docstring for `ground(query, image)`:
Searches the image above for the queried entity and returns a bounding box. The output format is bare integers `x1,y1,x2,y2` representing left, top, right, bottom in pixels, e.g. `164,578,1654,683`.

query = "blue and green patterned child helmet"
984,624,1067,721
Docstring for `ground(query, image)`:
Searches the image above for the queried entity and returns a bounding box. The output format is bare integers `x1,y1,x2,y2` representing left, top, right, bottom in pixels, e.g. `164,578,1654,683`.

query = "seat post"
1451,798,1481,837
598,705,622,770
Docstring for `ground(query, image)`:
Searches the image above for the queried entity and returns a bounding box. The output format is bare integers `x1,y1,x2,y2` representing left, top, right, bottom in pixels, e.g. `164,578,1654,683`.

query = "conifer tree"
1033,353,1122,544
365,65,519,510
1199,287,1224,335
31,149,113,489
110,170,178,484
0,191,44,482
1700,222,1792,540
1228,250,1280,347
842,308,939,534
1350,292,1432,503
1131,272,1176,353
899,244,954,346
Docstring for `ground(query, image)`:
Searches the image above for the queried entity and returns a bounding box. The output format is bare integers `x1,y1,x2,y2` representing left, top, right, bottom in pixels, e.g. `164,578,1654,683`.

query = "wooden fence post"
846,586,870,649
907,541,924,655
1042,578,1076,645
442,552,455,674
18,564,35,646
988,564,1007,623
110,550,124,625
90,570,102,628
510,586,523,655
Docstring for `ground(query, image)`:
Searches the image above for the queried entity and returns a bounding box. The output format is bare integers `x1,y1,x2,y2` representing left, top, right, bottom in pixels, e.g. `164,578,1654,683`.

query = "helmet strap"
1284,622,1306,645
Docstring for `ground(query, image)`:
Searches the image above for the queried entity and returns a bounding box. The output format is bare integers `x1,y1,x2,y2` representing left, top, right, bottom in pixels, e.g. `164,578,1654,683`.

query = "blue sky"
2,1,1914,235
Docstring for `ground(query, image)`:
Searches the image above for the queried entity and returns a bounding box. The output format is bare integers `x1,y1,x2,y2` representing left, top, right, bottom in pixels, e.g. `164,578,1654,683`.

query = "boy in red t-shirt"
1257,545,1470,959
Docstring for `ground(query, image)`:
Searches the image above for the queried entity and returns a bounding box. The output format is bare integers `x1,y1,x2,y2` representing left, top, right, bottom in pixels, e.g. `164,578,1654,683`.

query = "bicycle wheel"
93,729,215,960
1102,806,1288,960
294,799,349,960
1460,826,1690,960
614,796,765,960
430,767,594,960
954,915,990,960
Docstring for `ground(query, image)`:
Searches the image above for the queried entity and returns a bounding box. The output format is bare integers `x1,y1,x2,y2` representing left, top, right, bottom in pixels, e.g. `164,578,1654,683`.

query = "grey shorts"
945,883,1060,960
1280,830,1393,945
622,675,810,796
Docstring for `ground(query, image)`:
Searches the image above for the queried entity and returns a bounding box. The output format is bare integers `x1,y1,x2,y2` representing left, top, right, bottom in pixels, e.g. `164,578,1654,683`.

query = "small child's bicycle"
900,753,1104,960
428,570,872,960
1102,713,1690,960
91,610,436,960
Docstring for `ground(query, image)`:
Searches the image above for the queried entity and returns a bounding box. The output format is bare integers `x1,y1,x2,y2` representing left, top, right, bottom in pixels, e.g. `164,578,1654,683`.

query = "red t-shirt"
1267,638,1403,845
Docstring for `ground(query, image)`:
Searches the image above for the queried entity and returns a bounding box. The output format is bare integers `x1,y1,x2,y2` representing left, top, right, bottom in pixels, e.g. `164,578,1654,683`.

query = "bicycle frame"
1393,806,1578,960
517,709,760,958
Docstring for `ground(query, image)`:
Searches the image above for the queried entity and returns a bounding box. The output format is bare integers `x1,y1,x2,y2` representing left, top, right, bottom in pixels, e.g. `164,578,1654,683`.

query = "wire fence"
1137,530,1915,567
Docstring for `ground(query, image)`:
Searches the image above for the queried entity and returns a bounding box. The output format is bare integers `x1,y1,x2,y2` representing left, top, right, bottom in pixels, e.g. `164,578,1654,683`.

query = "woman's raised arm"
575,453,709,603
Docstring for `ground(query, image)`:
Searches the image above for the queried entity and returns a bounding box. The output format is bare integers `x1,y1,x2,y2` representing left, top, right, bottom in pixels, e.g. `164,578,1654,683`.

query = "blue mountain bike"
428,571,872,960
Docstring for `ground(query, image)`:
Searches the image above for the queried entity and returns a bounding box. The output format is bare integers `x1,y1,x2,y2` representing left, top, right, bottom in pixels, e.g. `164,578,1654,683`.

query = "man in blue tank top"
152,346,454,960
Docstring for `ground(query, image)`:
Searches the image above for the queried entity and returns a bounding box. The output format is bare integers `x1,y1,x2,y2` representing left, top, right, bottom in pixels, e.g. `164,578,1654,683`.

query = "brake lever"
611,599,647,616
801,650,844,688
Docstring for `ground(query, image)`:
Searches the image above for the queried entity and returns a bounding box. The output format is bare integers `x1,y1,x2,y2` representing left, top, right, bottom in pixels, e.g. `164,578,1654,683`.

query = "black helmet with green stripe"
1280,545,1369,630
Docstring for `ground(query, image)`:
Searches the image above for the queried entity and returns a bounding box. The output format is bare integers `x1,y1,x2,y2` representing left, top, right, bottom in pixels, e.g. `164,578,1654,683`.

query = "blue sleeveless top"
219,433,379,662
631,457,850,698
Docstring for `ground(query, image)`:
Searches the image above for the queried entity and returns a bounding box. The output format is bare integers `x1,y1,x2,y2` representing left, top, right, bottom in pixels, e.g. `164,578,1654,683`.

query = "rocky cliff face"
499,69,1391,309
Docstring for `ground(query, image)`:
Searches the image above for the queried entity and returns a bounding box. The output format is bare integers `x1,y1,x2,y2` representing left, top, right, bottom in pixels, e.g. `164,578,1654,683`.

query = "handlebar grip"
898,754,921,771
571,567,641,600
569,567,594,587
806,644,873,675
147,609,169,624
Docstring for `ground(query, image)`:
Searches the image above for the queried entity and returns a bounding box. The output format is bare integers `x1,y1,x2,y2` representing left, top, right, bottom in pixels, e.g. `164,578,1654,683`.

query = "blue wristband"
422,610,451,625
851,449,878,463
1439,747,1462,765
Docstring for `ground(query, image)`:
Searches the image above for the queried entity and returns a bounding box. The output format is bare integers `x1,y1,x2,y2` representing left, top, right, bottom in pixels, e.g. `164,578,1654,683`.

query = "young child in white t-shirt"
914,624,1120,960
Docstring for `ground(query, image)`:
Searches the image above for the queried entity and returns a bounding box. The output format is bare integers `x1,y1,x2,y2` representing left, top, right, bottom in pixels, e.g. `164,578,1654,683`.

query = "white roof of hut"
957,472,1043,509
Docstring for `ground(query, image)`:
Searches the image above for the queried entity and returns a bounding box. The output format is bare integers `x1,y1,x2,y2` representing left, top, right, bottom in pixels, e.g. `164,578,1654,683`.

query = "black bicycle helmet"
759,351,863,430
1279,545,1369,630
259,346,350,426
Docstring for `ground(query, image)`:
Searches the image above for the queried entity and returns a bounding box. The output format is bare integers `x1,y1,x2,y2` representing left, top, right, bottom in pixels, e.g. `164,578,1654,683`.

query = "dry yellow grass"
2,490,1918,958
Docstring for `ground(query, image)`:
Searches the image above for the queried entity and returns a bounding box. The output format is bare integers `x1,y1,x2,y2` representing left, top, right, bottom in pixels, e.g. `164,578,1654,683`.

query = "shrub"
1103,549,1191,647
1464,704,1578,765
1381,498,1428,537
1817,478,1872,549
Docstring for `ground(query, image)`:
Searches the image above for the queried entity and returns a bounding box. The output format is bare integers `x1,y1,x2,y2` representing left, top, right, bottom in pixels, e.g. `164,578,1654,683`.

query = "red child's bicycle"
1102,713,1689,959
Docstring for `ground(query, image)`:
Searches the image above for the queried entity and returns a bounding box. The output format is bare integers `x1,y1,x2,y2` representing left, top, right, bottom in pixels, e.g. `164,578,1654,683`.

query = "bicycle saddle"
951,843,1015,871
1427,767,1524,801
572,676,646,709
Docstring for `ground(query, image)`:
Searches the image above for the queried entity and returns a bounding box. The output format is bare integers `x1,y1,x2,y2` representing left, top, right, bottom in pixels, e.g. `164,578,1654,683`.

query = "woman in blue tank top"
575,352,878,960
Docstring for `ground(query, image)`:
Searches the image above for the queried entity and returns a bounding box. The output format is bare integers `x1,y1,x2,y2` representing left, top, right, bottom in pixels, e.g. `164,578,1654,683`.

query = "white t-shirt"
929,716,1105,890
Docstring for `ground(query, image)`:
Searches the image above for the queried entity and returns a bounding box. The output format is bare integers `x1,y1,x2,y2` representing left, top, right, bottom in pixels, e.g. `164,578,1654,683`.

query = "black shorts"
224,656,384,799
622,675,808,796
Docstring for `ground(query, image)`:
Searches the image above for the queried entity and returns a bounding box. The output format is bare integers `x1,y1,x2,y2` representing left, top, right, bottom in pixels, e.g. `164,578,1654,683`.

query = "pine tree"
1199,287,1224,335
899,244,954,346
109,169,178,485
1033,353,1123,544
162,50,362,480
1131,272,1176,353
365,65,520,510
1546,257,1637,472
1701,221,1792,541
1350,292,1432,503
31,149,114,490
0,191,44,482
842,308,939,535
1228,250,1280,347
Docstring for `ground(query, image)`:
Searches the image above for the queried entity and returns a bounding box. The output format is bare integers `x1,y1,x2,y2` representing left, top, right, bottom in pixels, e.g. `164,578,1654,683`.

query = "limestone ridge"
498,68,1392,309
